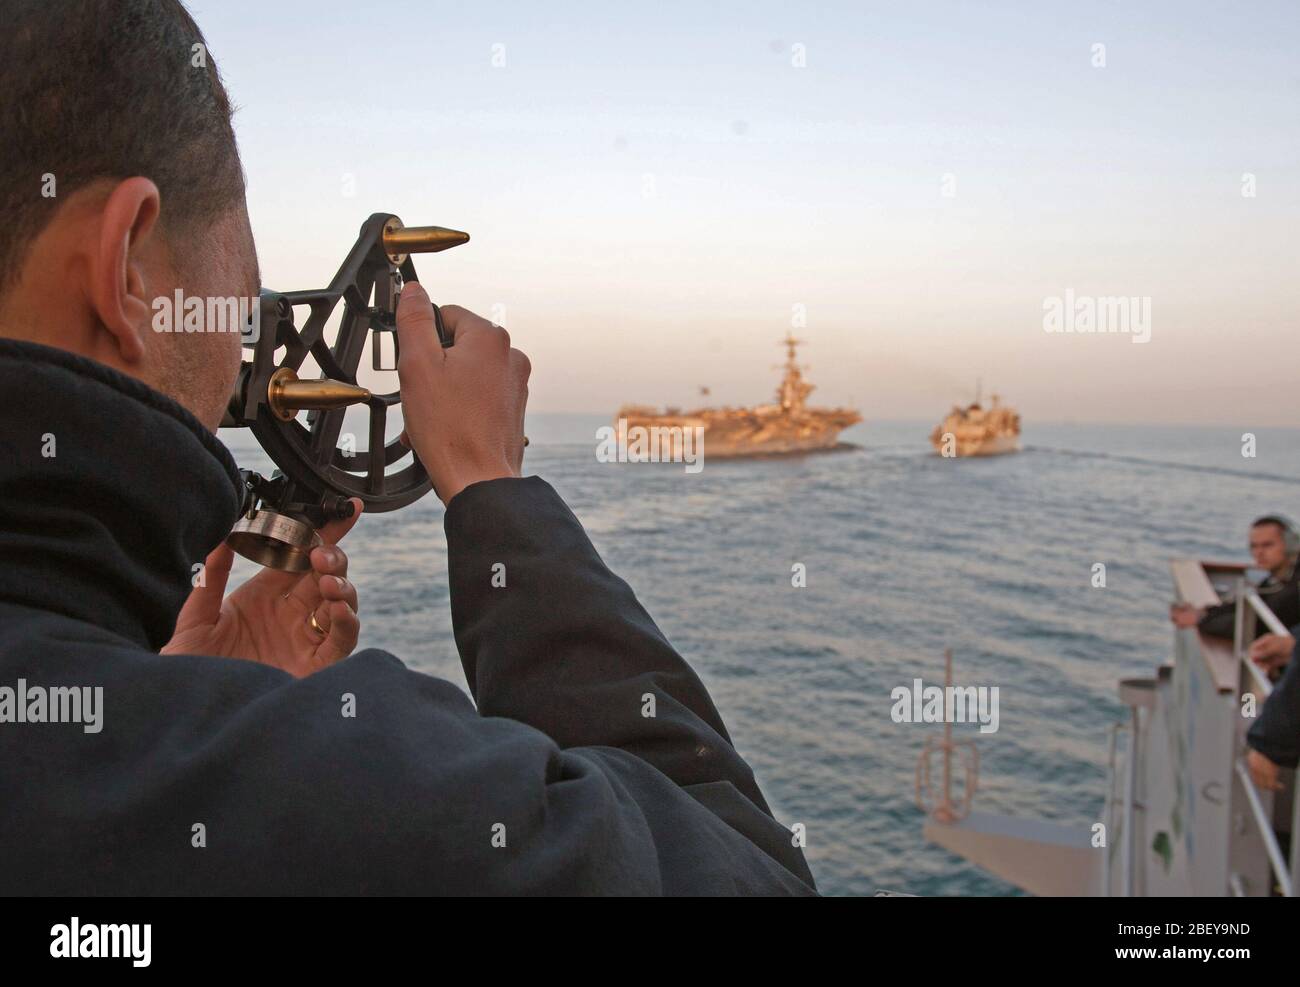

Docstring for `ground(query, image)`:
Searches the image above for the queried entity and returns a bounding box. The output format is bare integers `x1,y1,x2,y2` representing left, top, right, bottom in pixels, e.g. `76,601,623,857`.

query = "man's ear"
90,177,162,366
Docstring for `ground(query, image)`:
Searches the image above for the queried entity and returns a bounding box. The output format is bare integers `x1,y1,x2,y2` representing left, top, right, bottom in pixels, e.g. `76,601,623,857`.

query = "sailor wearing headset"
1170,514,1300,653
1177,515,1300,799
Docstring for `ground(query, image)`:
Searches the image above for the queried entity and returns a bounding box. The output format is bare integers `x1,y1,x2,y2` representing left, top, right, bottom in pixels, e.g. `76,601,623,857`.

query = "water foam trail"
1024,445,1300,485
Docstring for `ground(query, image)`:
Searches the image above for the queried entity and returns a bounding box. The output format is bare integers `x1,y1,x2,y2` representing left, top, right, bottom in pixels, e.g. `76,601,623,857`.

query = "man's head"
0,0,256,431
1250,516,1298,576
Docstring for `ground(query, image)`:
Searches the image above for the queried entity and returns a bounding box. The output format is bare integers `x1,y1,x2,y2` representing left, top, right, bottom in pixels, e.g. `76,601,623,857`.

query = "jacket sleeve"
1247,631,1300,769
443,475,816,892
1197,600,1238,640
1201,578,1300,641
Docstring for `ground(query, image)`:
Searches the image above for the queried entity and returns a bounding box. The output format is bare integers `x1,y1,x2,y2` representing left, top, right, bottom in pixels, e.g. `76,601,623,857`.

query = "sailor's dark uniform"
0,339,815,895
1248,627,1300,771
1198,563,1300,641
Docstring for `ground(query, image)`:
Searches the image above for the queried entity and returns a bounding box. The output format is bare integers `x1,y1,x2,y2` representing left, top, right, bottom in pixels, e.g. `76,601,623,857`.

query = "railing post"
1123,706,1138,896
1103,723,1120,897
1233,762,1293,896
1229,585,1292,895
1233,575,1246,659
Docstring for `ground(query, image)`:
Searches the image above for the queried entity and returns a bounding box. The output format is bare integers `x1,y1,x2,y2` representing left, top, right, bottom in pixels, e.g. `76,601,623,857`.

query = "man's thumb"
174,543,235,630
396,281,440,360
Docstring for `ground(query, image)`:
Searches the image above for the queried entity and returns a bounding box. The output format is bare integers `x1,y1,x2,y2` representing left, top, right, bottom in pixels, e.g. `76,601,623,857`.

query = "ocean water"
219,417,1300,896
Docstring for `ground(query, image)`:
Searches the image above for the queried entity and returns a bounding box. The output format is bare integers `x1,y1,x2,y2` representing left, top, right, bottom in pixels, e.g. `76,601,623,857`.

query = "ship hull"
705,435,853,458
619,410,860,460
931,434,1021,458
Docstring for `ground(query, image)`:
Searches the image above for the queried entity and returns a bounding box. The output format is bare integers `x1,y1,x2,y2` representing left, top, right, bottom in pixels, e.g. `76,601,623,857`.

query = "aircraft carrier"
617,335,861,458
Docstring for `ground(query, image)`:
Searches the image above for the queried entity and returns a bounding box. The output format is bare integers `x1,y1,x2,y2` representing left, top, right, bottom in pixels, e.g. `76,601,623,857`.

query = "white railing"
1102,722,1121,896
1230,582,1296,897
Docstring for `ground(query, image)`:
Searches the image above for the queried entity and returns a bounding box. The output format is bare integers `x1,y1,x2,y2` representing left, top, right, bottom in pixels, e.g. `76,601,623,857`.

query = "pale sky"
194,0,1299,425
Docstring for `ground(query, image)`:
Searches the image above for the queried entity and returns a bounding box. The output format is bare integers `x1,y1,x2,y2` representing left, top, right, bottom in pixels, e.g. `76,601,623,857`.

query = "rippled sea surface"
220,417,1300,896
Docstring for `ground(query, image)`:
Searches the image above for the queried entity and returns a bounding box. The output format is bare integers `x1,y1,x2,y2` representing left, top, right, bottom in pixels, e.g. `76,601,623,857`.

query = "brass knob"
382,217,470,265
267,367,372,422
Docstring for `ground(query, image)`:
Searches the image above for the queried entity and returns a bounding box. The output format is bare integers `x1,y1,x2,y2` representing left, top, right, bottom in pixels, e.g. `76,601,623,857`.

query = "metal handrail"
1232,585,1280,698
1233,761,1294,897
1123,705,1139,896
1244,585,1291,638
1231,583,1295,896
1101,723,1121,897
1241,654,1274,698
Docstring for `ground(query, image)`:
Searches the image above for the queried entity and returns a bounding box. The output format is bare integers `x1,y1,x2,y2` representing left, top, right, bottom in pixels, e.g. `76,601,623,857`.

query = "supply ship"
929,386,1021,457
917,562,1297,896
617,335,861,458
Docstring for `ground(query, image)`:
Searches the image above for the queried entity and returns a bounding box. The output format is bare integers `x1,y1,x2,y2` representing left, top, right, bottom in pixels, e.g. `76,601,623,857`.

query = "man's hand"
1169,603,1204,628
1249,632,1295,675
395,283,530,505
1247,748,1283,792
161,501,362,677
